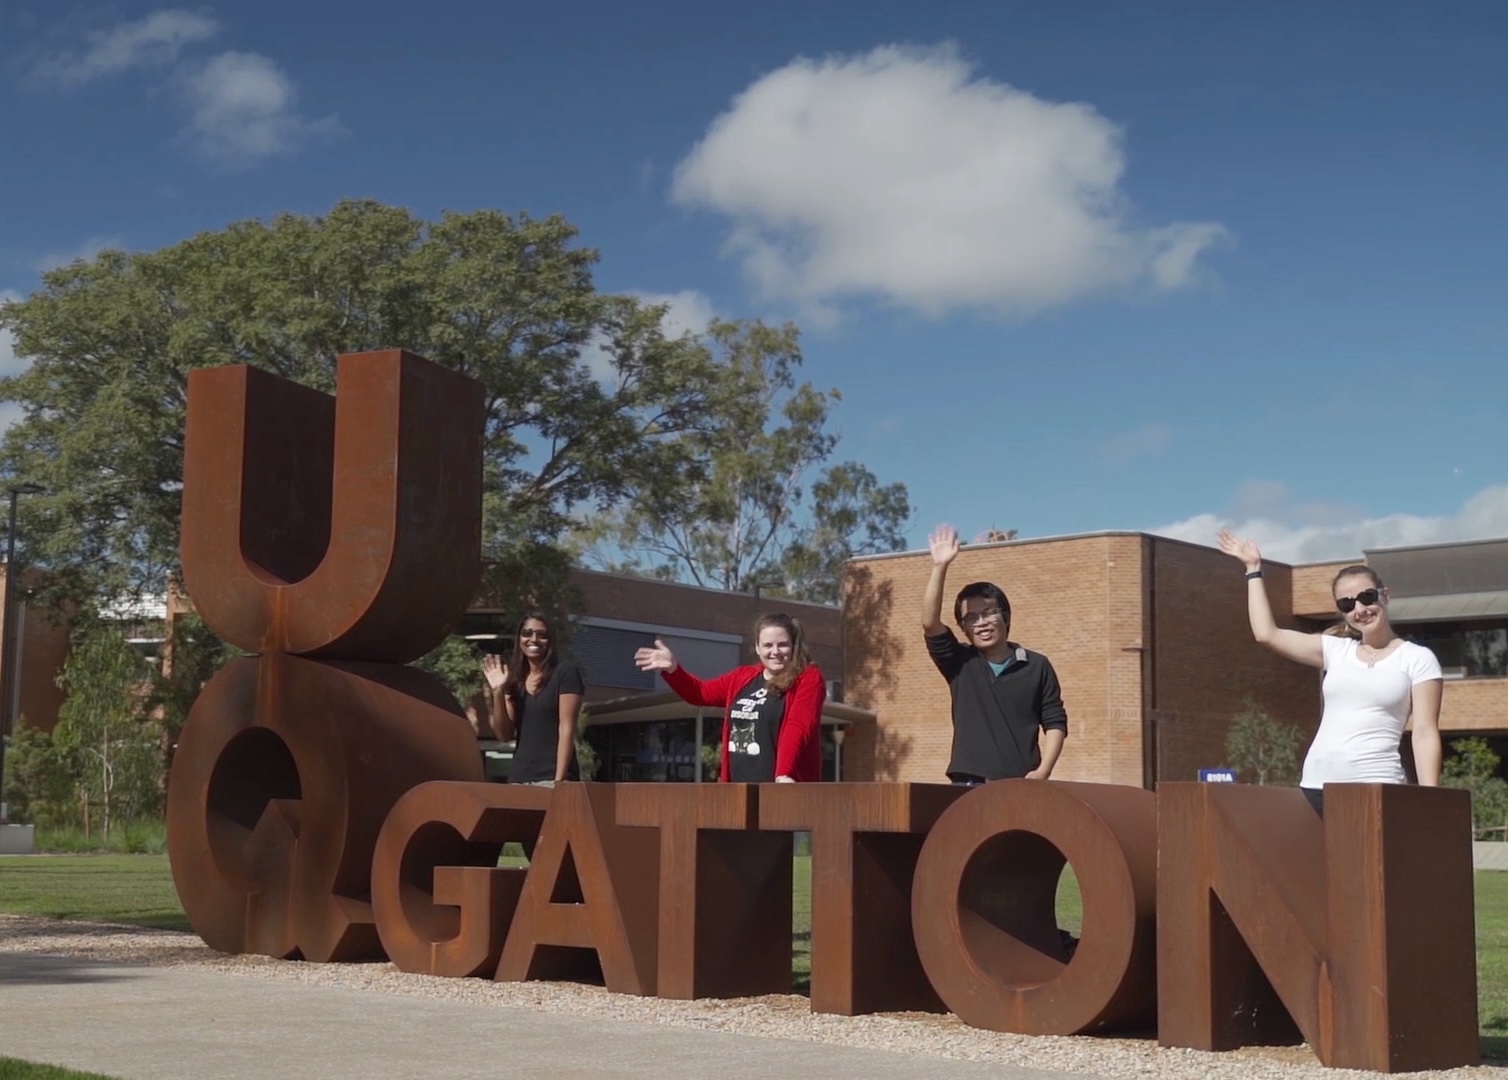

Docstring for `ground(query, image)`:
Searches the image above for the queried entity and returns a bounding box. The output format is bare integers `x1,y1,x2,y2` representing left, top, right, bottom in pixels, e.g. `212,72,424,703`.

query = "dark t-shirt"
508,661,586,783
727,673,786,784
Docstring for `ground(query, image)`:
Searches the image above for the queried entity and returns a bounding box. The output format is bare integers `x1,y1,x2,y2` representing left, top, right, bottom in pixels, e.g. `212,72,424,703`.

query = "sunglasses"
960,608,1004,627
1336,589,1381,614
518,628,550,640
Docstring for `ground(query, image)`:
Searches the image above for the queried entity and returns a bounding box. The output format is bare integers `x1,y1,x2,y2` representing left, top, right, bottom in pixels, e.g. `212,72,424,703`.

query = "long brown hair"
503,610,559,699
754,612,811,694
1325,565,1385,640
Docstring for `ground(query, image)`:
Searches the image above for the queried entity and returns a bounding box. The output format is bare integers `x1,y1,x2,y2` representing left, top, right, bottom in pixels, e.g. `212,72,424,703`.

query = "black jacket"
925,631,1068,780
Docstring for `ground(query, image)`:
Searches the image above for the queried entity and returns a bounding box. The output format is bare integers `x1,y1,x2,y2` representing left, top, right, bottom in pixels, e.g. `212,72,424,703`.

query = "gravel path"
0,914,1501,1080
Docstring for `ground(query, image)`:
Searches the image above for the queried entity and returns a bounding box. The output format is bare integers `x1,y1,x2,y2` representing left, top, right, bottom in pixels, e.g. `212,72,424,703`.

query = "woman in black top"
483,611,585,785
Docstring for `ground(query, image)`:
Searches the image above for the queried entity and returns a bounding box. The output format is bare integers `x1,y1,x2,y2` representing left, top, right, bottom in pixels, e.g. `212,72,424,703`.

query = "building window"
572,625,658,691
1403,623,1508,678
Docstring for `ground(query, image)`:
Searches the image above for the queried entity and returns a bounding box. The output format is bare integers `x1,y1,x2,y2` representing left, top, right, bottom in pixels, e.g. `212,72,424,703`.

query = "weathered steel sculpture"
1157,781,1478,1072
371,781,552,978
168,350,487,961
495,782,661,992
758,782,965,1015
615,784,793,999
164,351,1482,1073
911,780,1157,1035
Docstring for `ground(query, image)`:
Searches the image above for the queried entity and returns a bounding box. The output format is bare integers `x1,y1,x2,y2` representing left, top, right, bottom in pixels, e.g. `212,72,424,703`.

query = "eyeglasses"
960,608,1004,627
519,628,550,640
1336,589,1380,614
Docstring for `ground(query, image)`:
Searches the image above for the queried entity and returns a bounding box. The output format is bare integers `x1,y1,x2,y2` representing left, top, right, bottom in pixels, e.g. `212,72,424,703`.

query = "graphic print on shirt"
727,674,785,783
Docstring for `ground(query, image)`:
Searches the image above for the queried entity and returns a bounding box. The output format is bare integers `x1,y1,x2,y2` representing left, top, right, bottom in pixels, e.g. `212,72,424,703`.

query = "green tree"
1,722,79,828
0,201,731,616
53,626,165,835
146,612,244,740
1225,701,1304,785
574,708,600,782
574,320,910,602
1442,736,1508,839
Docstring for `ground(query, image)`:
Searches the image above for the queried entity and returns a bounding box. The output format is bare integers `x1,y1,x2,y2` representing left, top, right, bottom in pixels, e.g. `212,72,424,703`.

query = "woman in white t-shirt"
1216,530,1444,814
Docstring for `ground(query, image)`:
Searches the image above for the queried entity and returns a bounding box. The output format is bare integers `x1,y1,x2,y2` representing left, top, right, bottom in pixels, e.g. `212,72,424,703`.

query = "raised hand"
1216,529,1262,572
482,654,509,690
634,638,679,673
928,524,961,567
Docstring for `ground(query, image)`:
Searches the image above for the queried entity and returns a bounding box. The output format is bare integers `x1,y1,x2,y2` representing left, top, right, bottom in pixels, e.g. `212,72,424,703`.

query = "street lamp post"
750,580,785,610
0,482,45,822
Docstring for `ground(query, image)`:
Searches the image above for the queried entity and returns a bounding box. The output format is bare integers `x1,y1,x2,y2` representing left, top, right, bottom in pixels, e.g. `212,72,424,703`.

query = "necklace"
1357,639,1399,668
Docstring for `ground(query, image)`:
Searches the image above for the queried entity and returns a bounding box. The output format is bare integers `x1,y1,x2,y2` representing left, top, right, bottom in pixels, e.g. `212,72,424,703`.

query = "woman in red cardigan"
634,612,825,782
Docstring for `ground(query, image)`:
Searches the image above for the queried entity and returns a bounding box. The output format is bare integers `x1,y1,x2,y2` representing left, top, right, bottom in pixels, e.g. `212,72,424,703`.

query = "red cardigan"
662,663,825,782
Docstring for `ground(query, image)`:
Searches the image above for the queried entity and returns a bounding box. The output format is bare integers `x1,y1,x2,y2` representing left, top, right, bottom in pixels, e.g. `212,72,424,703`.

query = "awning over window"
1387,590,1508,624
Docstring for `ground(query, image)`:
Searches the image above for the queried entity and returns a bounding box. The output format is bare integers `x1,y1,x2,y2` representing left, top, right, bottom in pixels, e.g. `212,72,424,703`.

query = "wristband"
1245,570,1263,580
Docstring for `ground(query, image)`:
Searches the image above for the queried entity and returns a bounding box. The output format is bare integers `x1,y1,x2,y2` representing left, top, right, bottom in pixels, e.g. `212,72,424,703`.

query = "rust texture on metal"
166,350,1480,1070
757,782,966,1015
615,784,793,999
495,783,662,994
1157,781,1479,1072
912,780,1157,1036
169,351,486,962
371,782,553,978
181,350,484,662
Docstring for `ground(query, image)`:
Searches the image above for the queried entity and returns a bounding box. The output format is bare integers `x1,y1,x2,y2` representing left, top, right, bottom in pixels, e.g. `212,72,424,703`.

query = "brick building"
6,535,1502,791
1,568,855,780
0,565,75,738
839,532,1508,786
454,569,855,782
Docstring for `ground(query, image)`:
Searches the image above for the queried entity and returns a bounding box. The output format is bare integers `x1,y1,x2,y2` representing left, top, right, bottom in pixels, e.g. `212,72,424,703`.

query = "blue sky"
2,1,1506,563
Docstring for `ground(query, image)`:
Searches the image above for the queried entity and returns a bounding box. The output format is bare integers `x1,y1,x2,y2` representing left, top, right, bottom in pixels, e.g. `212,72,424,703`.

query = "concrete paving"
0,953,1103,1080
1475,842,1508,871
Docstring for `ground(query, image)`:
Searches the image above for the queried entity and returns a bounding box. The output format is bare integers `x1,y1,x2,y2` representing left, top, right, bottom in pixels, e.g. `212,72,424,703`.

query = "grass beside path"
0,855,187,932
0,1059,120,1080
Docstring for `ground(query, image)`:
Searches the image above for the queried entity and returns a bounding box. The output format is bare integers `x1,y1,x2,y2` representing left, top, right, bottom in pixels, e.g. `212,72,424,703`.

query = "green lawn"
0,856,187,932
0,1059,118,1080
1476,872,1508,1056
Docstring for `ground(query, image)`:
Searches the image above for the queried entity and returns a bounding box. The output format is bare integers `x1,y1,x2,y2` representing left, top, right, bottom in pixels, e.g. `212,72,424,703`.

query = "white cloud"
630,290,717,339
180,51,340,164
1102,422,1172,465
583,290,718,384
671,44,1231,318
1152,485,1508,564
35,236,125,274
0,290,30,434
0,291,25,377
30,9,219,88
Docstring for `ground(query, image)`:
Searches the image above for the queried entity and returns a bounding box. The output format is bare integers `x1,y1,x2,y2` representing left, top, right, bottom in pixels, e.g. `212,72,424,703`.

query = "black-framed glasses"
960,608,1004,627
1336,589,1380,614
519,628,550,639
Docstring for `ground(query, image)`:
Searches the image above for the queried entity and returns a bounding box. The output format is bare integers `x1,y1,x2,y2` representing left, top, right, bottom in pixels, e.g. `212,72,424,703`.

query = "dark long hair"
754,612,811,694
503,610,559,699
1325,565,1385,639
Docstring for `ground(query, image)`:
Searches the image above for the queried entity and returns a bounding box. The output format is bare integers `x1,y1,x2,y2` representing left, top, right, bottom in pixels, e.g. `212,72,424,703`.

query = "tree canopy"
0,199,908,615
572,320,910,604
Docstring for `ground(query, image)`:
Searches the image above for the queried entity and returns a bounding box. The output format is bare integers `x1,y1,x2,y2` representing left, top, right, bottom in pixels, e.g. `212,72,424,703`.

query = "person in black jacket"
921,524,1068,786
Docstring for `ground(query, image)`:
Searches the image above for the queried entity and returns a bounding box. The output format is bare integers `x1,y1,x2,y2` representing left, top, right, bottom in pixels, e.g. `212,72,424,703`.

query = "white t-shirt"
1300,636,1443,789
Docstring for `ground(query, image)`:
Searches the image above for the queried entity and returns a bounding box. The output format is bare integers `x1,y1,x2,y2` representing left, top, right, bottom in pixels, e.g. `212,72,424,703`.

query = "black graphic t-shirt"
727,673,786,783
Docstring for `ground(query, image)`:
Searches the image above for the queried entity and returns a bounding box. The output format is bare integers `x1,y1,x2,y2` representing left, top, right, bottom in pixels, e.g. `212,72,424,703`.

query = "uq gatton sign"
168,352,1480,1073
